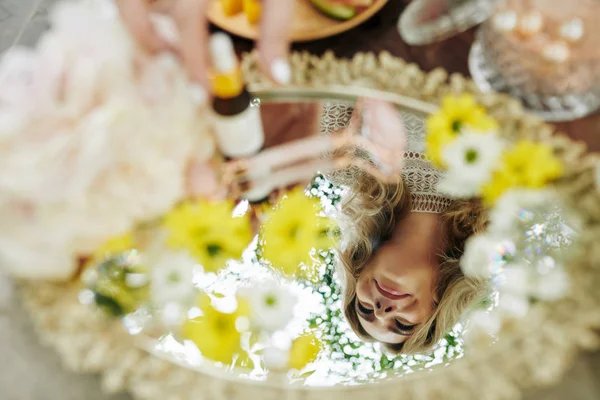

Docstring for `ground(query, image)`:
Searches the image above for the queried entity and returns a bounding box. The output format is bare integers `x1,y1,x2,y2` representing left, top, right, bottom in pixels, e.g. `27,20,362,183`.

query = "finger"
172,0,211,92
117,0,167,52
258,0,294,85
186,159,226,200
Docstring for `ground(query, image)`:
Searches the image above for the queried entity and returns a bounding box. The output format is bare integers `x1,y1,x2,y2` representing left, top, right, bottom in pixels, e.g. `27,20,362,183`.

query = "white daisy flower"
460,234,502,278
438,131,505,198
243,280,297,332
150,251,199,306
437,174,481,198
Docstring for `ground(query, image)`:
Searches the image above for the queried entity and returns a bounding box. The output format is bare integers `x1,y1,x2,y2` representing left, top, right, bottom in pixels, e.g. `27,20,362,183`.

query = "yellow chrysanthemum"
288,331,322,370
183,294,251,364
483,140,563,205
426,94,498,167
164,200,252,272
92,232,135,261
260,188,337,276
425,126,456,167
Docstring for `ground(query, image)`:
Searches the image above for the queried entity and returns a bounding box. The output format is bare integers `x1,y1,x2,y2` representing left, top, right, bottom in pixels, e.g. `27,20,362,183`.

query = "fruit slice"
243,0,261,24
221,0,243,16
310,0,357,21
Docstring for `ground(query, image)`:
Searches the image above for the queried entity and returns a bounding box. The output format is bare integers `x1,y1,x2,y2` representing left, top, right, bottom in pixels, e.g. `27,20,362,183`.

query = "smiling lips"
374,279,410,300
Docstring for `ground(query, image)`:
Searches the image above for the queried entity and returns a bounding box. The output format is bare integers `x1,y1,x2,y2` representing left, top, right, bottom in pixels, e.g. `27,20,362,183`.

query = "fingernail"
188,84,208,106
150,14,180,46
271,58,291,85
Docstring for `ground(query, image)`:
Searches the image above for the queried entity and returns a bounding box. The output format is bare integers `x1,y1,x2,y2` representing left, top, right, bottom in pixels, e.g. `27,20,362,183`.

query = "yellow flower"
260,188,337,276
481,169,517,206
426,94,498,167
288,331,322,370
425,125,455,167
182,294,251,364
483,140,563,205
92,232,135,261
164,200,252,272
91,251,149,316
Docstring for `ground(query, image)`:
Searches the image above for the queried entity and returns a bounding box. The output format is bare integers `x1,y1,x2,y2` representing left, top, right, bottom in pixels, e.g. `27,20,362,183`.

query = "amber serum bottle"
209,32,264,158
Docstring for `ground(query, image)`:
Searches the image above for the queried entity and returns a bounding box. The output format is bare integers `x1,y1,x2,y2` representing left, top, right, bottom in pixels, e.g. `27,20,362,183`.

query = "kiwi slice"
310,0,357,21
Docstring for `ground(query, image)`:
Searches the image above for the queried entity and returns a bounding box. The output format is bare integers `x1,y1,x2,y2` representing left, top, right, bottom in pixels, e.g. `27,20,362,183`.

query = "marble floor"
0,1,599,399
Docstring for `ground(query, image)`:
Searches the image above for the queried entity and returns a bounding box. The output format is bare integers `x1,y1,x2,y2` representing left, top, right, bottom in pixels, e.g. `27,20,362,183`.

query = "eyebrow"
355,302,413,337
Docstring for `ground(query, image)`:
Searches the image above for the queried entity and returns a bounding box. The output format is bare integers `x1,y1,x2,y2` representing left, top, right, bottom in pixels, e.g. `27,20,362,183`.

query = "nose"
374,299,395,318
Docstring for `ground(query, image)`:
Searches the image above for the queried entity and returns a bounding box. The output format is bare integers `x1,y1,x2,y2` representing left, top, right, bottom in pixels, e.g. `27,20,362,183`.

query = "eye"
357,300,373,315
395,320,416,332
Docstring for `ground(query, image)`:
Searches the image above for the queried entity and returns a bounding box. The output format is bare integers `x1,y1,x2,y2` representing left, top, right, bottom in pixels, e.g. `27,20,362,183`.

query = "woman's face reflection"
354,239,437,345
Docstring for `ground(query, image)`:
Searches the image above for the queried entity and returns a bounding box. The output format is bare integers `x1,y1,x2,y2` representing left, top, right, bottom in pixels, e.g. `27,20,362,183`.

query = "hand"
117,0,294,94
186,102,323,199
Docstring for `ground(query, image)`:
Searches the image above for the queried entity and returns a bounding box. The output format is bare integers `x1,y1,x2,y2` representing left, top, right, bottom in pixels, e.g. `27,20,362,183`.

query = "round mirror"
129,93,470,387
68,87,580,391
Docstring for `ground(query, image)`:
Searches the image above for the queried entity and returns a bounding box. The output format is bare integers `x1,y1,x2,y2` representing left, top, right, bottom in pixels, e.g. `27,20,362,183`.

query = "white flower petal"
262,346,289,371
437,174,481,198
150,251,198,306
441,131,505,191
245,280,297,332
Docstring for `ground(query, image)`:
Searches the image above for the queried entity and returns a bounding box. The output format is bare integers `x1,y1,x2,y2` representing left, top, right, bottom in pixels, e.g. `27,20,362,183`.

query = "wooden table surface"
228,0,600,152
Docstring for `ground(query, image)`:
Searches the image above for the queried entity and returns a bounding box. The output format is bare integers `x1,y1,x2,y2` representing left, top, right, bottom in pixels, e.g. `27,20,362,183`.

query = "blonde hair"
333,168,488,355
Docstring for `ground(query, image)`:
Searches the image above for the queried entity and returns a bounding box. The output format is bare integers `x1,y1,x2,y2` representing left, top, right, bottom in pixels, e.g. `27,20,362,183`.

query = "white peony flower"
460,234,501,278
0,1,215,280
150,251,200,307
533,268,570,301
243,280,297,332
438,131,505,198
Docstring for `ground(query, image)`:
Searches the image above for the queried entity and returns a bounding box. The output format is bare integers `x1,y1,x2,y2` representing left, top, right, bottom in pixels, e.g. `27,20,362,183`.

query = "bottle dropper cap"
209,32,237,73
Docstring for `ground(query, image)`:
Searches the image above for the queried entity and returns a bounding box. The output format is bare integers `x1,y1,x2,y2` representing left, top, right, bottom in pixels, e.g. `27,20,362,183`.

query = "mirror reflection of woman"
333,100,489,354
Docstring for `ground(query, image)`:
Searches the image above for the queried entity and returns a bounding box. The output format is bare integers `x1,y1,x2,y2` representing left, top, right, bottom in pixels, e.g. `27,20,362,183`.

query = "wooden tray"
207,0,389,42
